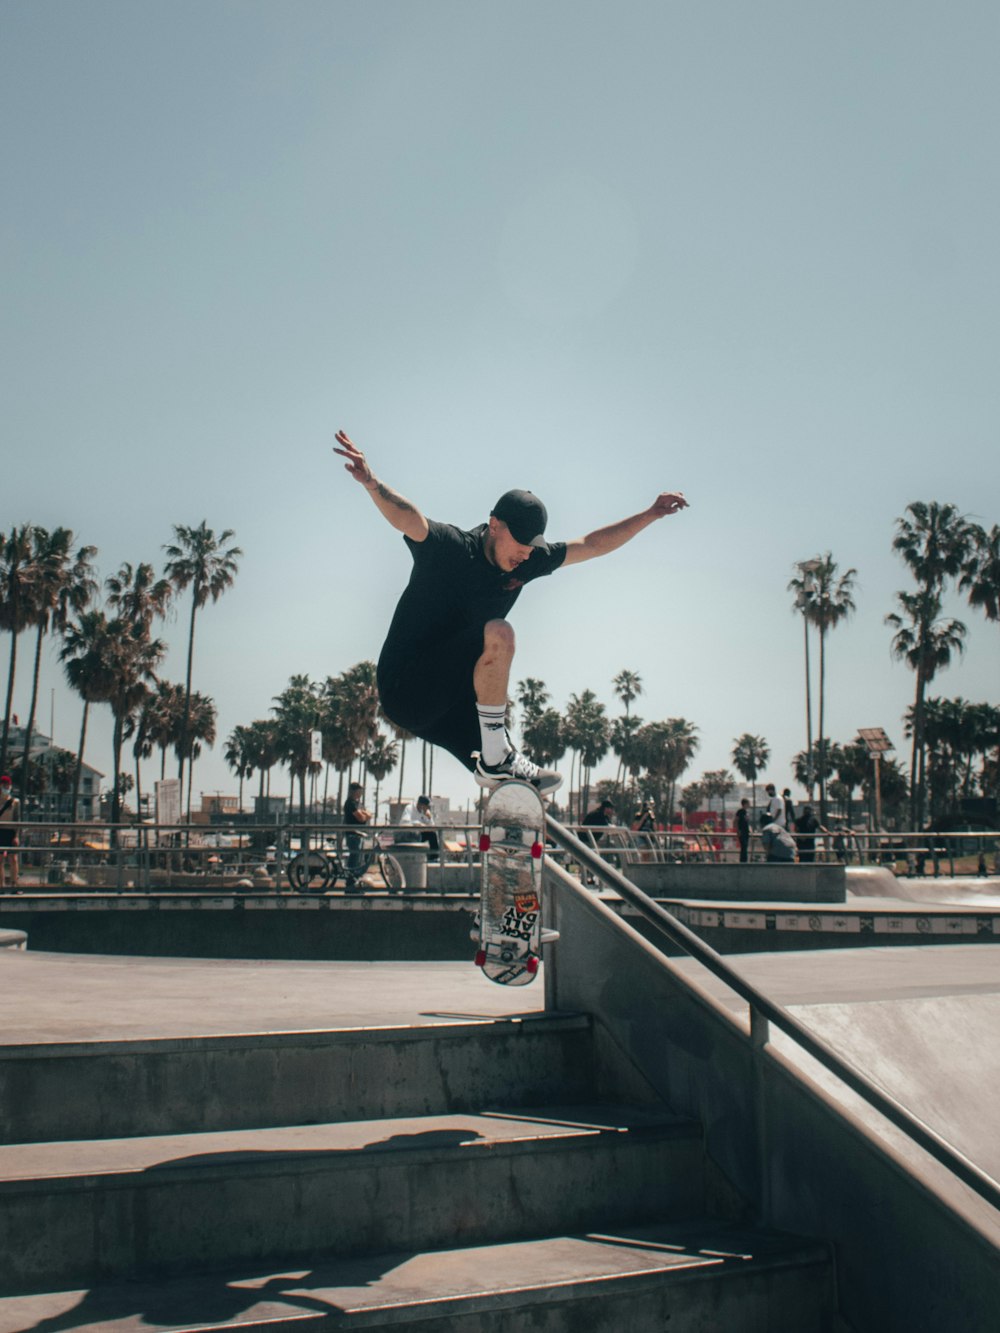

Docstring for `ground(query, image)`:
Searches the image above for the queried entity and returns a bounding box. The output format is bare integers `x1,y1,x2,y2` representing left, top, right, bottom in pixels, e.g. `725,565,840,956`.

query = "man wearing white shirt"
399,795,439,858
762,783,786,828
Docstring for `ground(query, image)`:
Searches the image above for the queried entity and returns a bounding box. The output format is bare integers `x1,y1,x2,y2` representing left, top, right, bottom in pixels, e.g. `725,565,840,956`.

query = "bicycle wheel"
287,851,333,892
379,853,405,893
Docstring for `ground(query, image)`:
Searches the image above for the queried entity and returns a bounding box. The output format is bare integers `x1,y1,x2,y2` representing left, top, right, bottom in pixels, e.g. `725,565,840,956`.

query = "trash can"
392,841,428,891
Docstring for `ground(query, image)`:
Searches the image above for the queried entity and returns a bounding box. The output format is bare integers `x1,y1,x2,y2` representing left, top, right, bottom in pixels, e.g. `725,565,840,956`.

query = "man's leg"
470,620,562,794
472,620,516,766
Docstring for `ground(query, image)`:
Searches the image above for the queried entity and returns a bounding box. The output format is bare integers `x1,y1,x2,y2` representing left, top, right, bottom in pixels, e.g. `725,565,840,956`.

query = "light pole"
795,558,821,798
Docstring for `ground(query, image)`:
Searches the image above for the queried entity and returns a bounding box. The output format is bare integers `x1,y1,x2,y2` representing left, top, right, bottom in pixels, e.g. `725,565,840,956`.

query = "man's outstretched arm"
333,430,430,543
562,491,688,566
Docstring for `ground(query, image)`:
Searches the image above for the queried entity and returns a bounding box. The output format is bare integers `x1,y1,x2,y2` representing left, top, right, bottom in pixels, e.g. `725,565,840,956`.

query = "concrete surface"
0,1221,831,1333
0,952,541,1045
672,943,1000,1183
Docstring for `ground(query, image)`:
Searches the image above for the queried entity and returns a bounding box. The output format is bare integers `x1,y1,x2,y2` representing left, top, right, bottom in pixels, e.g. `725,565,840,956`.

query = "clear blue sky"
2,1,998,816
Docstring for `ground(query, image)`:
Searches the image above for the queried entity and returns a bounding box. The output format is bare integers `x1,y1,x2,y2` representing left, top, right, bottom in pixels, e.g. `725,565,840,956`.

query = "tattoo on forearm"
374,480,416,514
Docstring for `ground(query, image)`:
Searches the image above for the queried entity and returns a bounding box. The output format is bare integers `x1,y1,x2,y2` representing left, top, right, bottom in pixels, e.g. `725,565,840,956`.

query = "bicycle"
285,831,405,894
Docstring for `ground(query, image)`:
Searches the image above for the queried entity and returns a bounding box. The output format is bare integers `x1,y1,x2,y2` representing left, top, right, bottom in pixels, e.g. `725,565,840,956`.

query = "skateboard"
474,780,547,986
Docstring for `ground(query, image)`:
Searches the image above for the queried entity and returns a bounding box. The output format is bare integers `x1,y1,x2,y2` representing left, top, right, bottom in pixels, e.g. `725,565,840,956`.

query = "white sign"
155,779,181,826
310,729,323,762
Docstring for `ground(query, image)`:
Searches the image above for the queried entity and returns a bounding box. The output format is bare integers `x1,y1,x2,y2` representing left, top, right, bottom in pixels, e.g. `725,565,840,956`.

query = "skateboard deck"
475,780,546,986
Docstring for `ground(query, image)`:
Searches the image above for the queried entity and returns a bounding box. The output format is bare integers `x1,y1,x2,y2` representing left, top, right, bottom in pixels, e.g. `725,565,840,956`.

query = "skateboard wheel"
526,956,539,975
531,841,543,859
474,949,486,968
479,833,491,852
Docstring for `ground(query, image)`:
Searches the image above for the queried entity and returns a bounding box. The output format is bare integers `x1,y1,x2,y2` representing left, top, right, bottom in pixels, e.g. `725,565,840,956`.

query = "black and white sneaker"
473,747,563,795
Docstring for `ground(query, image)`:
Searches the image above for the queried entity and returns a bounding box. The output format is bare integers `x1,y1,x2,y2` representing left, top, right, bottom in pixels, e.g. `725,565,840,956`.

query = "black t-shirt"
343,797,367,827
379,520,567,669
582,808,613,827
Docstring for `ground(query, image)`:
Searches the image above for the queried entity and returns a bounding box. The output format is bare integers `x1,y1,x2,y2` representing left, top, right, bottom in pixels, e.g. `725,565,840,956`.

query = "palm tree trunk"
135,749,143,826
397,739,406,802
910,674,926,829
177,592,198,792
0,630,20,777
111,711,124,836
71,702,89,826
803,615,814,799
18,624,46,806
818,627,827,824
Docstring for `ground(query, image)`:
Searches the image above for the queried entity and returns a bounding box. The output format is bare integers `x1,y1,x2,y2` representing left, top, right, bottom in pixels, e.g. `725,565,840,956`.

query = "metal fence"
2,816,998,892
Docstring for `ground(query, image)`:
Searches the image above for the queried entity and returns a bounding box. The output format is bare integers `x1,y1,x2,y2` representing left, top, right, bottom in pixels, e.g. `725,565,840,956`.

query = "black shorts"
0,828,16,850
377,626,484,772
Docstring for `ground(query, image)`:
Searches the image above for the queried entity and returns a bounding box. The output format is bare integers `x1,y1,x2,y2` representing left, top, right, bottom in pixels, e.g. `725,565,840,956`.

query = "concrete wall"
543,861,1000,1333
621,861,845,902
0,898,478,960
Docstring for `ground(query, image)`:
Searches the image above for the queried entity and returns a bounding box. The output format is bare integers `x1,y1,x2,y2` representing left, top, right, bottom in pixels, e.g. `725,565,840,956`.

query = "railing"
558,822,1000,876
1,820,485,893
3,814,997,892
545,813,1000,1215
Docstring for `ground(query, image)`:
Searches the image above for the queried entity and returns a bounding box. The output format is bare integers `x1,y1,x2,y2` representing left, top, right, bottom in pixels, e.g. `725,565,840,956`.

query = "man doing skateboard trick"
334,429,688,795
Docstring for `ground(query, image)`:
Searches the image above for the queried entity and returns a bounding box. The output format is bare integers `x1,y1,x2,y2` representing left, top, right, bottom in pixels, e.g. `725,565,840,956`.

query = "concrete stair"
0,1013,839,1330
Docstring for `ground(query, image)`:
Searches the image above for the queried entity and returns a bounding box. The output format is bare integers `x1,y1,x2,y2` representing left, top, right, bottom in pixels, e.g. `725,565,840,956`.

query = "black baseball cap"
491,489,548,548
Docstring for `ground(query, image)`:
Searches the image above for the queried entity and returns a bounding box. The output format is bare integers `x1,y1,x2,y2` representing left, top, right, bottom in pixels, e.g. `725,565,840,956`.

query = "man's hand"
333,428,430,542
650,491,689,518
333,430,375,489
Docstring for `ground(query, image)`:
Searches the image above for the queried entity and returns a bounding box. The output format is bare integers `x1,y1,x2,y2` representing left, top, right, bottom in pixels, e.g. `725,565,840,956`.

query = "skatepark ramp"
542,815,1000,1333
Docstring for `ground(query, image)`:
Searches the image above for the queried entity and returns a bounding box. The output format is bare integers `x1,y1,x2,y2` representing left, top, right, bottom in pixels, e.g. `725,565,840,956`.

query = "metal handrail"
545,812,1000,1215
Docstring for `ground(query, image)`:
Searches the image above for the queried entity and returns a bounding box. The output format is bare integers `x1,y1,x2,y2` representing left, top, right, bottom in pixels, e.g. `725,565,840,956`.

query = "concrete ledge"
623,862,845,903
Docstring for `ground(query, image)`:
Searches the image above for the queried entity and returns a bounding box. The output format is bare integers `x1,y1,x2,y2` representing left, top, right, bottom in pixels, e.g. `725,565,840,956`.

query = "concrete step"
0,1220,834,1331
0,1014,599,1144
0,1104,705,1293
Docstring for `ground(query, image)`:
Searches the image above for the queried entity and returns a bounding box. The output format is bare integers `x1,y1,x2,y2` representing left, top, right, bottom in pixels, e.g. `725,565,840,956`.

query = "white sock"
476,704,509,764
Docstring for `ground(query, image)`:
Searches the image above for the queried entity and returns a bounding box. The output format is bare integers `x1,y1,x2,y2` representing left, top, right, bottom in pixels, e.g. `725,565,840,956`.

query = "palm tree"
163,522,242,798
610,712,644,807
564,690,609,818
515,678,549,738
105,561,172,631
224,724,255,813
145,681,186,780
886,589,967,826
793,743,842,794
177,691,217,819
961,523,1000,626
522,707,567,771
889,502,974,826
638,718,699,824
18,529,98,804
320,676,359,814
679,781,704,825
788,560,820,795
272,675,322,820
104,619,167,829
612,669,643,721
364,732,398,821
731,733,770,814
60,609,117,822
701,769,736,824
244,719,280,801
836,740,871,822
386,720,416,804
611,668,643,799
0,524,37,777
794,554,857,822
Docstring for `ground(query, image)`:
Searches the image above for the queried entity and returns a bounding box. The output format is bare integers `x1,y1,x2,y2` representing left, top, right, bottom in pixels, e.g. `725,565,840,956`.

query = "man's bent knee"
482,619,515,659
